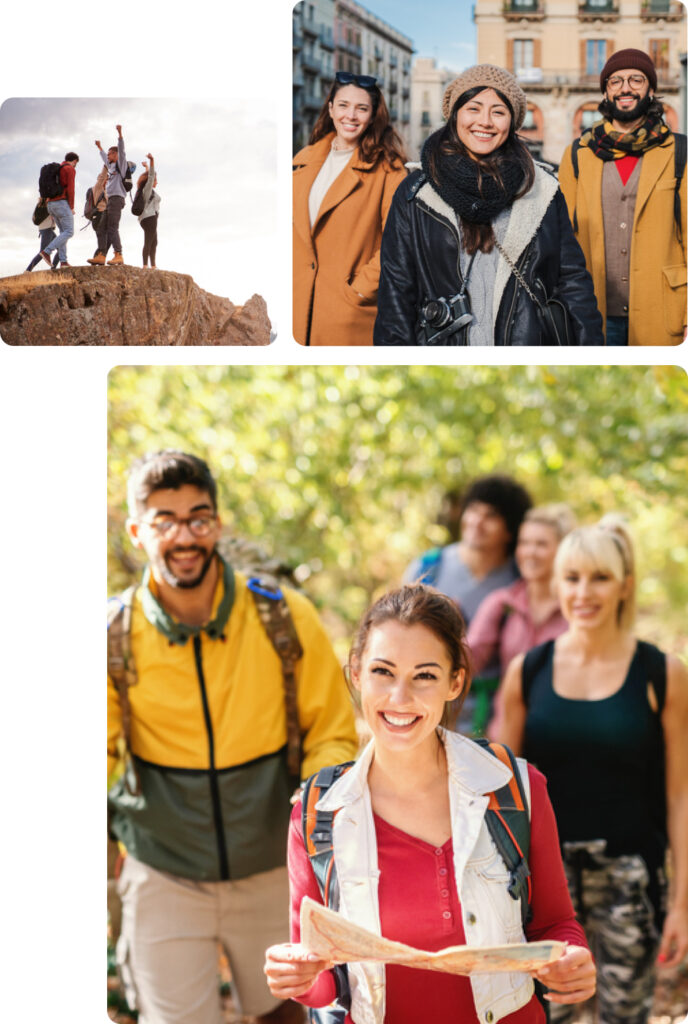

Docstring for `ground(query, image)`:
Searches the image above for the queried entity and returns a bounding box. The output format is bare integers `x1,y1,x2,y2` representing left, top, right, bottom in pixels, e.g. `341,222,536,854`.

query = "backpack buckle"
247,576,284,601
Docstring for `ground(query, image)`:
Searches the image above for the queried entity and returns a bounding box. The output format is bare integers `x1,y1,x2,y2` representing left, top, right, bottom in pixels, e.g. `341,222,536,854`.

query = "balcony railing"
506,66,681,90
301,53,323,74
389,79,398,93
578,0,619,19
303,92,323,111
640,0,684,18
302,19,319,38
293,26,304,49
402,112,411,123
319,27,335,50
502,1,545,19
389,54,398,68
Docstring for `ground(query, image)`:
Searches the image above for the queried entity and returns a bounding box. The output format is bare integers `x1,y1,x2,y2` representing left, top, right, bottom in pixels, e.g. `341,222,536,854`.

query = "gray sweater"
139,159,161,222
100,135,128,199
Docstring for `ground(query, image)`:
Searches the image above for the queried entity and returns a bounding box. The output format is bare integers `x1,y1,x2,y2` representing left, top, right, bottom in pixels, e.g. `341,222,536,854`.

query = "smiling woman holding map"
264,584,595,1023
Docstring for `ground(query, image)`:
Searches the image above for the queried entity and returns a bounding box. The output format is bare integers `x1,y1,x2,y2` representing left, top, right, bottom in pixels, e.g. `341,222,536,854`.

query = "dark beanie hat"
600,49,657,92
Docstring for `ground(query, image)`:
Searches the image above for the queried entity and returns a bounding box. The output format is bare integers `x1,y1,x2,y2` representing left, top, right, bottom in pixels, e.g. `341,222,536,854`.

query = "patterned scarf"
579,111,671,161
421,131,525,224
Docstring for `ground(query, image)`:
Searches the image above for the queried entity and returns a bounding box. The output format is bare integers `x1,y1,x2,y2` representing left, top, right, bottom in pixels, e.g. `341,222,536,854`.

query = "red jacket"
49,162,76,210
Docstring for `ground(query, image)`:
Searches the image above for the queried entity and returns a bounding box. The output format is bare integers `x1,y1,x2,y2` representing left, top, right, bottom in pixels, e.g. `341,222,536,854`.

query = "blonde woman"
497,517,688,1024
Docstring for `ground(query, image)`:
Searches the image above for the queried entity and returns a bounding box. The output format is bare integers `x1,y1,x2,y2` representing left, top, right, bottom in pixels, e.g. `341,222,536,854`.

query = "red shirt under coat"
289,764,587,1024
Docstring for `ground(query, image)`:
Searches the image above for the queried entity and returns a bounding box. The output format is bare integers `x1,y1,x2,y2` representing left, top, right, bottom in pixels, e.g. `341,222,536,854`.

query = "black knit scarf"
421,130,525,224
579,111,671,162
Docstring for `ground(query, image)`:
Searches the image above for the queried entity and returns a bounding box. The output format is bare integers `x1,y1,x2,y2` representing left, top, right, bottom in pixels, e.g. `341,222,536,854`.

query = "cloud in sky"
0,98,278,312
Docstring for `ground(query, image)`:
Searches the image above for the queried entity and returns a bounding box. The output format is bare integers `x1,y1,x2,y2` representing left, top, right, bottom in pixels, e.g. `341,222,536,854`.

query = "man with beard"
559,48,686,345
403,474,532,735
107,450,357,1024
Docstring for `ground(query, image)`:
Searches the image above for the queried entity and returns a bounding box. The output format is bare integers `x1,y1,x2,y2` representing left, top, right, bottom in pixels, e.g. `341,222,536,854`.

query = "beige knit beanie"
442,65,527,129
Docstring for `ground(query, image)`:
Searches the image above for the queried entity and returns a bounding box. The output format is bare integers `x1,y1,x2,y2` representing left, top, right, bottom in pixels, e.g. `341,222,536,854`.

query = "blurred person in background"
497,516,688,1024
405,473,532,735
468,504,575,738
293,72,407,346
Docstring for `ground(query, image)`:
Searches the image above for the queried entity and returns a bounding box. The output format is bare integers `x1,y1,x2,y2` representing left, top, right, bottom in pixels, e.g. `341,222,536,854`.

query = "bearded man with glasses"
107,450,357,1024
559,47,686,345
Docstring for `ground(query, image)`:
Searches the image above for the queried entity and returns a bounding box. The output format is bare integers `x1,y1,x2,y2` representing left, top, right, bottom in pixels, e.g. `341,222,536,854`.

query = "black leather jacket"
373,166,604,346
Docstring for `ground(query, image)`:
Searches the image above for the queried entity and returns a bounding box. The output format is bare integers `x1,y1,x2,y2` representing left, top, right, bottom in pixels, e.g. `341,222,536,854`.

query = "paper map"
300,897,566,975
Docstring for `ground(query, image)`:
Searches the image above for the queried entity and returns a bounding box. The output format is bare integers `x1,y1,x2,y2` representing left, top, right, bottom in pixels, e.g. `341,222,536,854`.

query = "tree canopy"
108,365,688,657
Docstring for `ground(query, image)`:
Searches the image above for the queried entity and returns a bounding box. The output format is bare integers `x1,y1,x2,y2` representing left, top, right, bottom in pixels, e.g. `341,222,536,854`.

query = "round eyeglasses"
142,515,217,539
607,74,647,91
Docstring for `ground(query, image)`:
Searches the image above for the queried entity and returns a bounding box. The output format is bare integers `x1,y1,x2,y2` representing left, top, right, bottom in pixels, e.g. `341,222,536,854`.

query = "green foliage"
108,365,688,656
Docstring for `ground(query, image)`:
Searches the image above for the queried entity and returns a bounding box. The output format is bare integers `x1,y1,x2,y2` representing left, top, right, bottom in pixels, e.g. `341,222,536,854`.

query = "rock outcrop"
0,266,271,346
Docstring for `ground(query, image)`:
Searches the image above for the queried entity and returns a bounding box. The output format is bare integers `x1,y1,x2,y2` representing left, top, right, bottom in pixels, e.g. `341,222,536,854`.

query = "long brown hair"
309,79,407,168
426,86,535,254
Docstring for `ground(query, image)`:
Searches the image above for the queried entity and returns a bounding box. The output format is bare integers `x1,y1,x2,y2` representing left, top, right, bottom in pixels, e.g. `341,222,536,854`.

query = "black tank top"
522,639,667,874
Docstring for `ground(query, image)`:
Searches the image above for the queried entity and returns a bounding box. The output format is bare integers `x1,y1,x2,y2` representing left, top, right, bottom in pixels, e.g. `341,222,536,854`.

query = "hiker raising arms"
265,584,595,1023
86,165,109,265
293,72,407,346
497,517,688,1024
95,124,128,265
133,154,161,268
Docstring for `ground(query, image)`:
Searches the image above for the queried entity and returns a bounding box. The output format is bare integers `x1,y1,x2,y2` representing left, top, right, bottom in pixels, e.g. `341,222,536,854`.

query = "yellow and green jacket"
107,559,358,881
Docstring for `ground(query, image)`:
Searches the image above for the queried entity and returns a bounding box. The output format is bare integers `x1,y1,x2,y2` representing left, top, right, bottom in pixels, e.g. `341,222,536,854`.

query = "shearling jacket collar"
414,165,559,327
316,728,513,812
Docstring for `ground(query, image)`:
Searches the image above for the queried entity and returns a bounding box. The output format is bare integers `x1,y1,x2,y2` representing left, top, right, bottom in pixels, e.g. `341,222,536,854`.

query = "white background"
0,2,686,1021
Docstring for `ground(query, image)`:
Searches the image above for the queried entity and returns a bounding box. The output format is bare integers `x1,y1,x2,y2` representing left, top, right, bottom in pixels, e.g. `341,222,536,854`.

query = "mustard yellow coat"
293,133,407,346
559,138,686,345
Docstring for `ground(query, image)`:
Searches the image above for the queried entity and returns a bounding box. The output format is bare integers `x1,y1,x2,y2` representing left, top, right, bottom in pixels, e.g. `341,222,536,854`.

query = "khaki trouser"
116,855,290,1023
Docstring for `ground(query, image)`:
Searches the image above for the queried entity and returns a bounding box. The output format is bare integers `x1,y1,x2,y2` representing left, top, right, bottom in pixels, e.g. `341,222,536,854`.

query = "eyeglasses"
607,74,647,91
335,71,378,89
142,514,217,539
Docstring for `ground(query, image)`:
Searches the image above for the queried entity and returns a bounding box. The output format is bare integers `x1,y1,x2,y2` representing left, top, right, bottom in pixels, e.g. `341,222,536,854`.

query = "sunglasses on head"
335,71,378,89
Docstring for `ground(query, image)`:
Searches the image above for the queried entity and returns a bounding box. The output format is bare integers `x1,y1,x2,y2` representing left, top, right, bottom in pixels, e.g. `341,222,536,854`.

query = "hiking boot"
87,253,106,266
39,250,52,267
60,261,71,268
107,252,124,266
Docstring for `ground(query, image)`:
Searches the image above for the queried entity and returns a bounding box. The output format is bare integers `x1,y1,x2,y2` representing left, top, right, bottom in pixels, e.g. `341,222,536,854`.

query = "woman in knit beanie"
373,65,603,346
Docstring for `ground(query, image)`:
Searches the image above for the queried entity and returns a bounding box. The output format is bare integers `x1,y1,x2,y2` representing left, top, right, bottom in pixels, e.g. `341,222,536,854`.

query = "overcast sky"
0,97,277,310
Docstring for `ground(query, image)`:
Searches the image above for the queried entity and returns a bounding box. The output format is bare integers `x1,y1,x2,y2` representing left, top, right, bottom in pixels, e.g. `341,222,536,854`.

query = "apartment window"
514,39,534,70
522,108,536,129
586,39,607,75
581,107,599,130
649,38,670,72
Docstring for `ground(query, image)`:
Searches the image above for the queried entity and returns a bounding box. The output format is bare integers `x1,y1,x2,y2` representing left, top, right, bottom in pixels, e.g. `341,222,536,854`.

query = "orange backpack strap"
476,739,532,927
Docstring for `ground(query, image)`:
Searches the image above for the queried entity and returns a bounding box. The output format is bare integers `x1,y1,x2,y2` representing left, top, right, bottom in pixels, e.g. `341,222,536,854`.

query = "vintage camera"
419,291,473,346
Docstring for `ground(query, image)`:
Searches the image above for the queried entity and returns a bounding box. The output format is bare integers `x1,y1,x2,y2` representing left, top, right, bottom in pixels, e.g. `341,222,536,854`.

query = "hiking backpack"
300,741,532,1024
570,133,687,243
32,198,48,226
83,187,99,222
107,573,304,794
131,184,147,217
115,160,136,193
415,546,444,586
38,162,63,200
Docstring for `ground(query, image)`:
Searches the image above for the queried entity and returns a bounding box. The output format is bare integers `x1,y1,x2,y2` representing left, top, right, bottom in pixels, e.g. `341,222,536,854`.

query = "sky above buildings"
363,0,477,73
0,98,278,314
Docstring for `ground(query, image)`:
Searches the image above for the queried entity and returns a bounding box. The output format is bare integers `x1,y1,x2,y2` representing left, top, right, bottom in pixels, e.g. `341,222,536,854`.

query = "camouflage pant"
551,840,664,1024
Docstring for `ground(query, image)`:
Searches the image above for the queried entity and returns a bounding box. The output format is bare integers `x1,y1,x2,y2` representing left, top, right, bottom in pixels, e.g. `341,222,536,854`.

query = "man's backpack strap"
475,740,532,928
302,763,355,1024
247,577,304,783
570,137,582,234
673,132,686,245
416,546,444,586
107,584,141,795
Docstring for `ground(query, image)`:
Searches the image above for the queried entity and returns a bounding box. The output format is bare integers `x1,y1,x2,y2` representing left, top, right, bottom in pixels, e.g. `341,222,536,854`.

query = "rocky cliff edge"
0,266,271,346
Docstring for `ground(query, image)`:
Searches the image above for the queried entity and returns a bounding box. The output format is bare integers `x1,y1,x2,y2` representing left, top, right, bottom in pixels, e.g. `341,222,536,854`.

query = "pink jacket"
467,579,567,679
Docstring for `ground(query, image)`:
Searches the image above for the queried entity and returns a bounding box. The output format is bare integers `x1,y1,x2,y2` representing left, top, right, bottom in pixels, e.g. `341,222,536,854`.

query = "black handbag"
32,199,48,226
495,240,575,346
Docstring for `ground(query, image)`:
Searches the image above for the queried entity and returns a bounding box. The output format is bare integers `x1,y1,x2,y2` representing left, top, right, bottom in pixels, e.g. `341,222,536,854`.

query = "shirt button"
621,276,627,281
620,222,627,229
468,912,477,925
442,910,452,920
621,195,627,201
621,248,627,254
441,888,449,898
623,305,628,312
486,1013,494,1023
435,848,444,856
439,867,447,876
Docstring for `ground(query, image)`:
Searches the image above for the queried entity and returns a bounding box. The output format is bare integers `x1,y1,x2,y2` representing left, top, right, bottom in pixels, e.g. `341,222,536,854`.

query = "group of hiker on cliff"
26,124,161,273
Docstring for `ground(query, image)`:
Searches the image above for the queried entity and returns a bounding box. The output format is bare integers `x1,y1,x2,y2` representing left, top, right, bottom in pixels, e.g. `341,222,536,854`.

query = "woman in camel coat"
293,72,407,346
